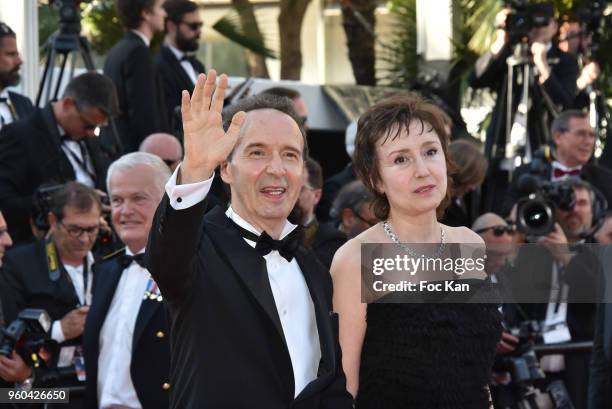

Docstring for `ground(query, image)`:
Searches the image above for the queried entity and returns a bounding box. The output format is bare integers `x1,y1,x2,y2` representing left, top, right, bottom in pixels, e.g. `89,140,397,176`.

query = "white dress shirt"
168,45,198,85
50,252,95,343
98,248,149,409
165,164,322,397
61,139,96,188
0,89,14,130
551,160,582,183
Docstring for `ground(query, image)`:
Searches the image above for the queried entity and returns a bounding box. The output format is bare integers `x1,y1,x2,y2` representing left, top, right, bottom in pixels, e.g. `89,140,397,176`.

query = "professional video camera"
504,0,554,42
0,309,58,370
493,320,576,408
51,0,92,35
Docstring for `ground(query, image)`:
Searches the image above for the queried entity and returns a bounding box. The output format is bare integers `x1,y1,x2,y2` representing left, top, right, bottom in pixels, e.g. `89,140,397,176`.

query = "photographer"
0,210,32,388
0,182,102,407
502,109,612,216
507,179,601,408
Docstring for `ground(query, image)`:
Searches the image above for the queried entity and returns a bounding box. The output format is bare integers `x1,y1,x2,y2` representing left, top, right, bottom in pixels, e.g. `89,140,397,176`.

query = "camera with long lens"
504,1,554,42
0,309,58,370
515,176,576,236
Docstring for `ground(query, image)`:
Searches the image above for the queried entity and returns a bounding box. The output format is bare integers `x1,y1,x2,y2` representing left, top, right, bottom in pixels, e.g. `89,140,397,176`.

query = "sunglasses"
181,21,203,31
474,225,516,236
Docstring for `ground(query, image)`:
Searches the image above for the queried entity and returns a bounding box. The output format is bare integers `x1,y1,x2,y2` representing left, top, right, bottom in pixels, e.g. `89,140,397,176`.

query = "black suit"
304,220,347,271
589,302,612,409
6,90,35,123
155,45,205,132
501,162,612,217
317,164,356,222
147,198,353,409
0,105,109,243
83,252,171,409
103,32,168,153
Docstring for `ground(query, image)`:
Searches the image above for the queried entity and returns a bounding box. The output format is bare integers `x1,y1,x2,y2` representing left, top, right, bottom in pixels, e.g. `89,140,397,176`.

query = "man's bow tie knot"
552,167,581,178
118,253,147,269
231,220,303,262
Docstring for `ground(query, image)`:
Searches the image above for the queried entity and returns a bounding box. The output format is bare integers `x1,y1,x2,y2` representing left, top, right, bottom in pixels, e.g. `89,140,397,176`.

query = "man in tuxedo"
84,152,171,409
502,110,612,217
0,183,102,405
0,72,118,244
147,71,353,408
0,22,34,130
104,0,169,153
156,0,205,131
330,180,376,239
294,157,346,270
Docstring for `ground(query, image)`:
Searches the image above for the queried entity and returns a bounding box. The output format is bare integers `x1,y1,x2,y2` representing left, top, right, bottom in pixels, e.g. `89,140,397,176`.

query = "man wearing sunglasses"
156,0,206,130
0,72,119,244
0,182,102,407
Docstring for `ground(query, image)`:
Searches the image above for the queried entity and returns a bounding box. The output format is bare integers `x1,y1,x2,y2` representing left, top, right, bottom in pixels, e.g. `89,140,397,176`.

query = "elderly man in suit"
0,72,118,244
147,70,353,408
104,0,169,153
83,152,171,409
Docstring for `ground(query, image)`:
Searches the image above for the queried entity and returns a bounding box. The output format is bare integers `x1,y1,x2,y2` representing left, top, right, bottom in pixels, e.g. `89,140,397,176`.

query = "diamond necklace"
382,220,446,258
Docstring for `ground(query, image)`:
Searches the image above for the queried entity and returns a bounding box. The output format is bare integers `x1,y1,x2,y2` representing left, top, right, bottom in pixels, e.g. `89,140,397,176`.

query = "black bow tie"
118,252,147,269
230,220,303,262
180,55,197,64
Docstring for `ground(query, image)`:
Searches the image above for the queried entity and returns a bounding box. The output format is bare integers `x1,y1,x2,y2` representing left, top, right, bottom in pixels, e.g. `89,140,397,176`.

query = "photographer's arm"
0,352,32,384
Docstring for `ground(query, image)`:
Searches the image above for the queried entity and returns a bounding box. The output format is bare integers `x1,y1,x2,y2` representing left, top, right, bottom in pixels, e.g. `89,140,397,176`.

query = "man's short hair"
305,157,323,190
330,180,374,220
106,152,171,196
164,0,199,24
551,110,588,136
116,0,158,30
222,94,309,159
63,72,119,117
49,182,101,221
0,22,15,44
260,87,301,101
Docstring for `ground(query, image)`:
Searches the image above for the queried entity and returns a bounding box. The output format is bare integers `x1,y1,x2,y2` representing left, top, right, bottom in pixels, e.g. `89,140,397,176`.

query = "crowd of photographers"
0,0,610,408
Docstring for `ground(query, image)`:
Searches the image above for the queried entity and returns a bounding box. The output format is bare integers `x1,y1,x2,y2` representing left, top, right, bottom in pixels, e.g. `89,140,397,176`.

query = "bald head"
472,212,506,232
139,133,183,171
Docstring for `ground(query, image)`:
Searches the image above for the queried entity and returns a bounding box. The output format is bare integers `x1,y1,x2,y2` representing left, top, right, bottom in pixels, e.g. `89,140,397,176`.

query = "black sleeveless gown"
356,280,503,409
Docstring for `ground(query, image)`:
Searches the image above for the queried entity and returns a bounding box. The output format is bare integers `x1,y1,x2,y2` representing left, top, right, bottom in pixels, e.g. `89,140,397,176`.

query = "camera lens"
517,199,555,236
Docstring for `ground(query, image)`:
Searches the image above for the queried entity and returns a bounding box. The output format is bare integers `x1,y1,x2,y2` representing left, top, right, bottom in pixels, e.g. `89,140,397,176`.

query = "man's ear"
220,160,232,184
313,189,322,206
47,212,57,232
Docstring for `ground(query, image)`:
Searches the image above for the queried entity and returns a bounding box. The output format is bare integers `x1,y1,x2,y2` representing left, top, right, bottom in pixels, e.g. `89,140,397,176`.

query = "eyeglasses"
474,224,516,236
181,21,203,31
75,104,108,132
59,221,100,239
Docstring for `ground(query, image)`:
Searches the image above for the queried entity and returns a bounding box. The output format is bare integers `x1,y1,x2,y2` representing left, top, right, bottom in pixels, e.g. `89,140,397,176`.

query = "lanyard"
63,140,97,184
81,257,89,306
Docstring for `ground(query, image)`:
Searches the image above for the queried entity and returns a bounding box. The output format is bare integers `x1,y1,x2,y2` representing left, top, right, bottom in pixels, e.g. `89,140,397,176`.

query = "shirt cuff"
165,163,215,210
51,320,66,344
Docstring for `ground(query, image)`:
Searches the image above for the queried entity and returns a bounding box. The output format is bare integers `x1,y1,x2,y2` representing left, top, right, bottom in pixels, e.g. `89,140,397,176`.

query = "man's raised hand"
180,70,246,184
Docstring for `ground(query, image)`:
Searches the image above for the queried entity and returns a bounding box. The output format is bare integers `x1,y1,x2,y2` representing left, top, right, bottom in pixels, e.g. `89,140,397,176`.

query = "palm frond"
212,14,276,59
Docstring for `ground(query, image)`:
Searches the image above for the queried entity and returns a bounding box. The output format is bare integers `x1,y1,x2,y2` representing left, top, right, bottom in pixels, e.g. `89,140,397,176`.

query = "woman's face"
375,121,447,217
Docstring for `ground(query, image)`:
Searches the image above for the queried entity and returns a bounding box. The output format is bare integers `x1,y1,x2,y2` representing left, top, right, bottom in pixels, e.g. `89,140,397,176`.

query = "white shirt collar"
225,206,297,242
552,160,582,172
0,89,8,99
168,45,185,61
125,247,146,256
131,30,150,47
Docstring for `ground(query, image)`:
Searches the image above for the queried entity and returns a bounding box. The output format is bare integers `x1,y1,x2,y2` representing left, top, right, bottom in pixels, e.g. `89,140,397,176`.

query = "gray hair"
551,110,588,136
106,152,171,196
330,180,373,220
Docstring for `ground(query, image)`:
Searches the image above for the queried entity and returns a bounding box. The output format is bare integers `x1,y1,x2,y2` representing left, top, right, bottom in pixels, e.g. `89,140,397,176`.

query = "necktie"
552,167,581,179
118,253,147,269
230,219,303,262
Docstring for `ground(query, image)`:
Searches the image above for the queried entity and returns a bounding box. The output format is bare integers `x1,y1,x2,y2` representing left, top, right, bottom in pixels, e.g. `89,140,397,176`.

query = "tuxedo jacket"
146,197,353,409
7,90,35,122
501,162,612,218
155,45,205,131
83,252,171,409
103,32,169,153
0,105,109,243
307,221,347,271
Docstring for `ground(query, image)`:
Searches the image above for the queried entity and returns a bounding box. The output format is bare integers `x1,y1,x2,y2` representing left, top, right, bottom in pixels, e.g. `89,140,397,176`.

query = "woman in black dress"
331,94,502,408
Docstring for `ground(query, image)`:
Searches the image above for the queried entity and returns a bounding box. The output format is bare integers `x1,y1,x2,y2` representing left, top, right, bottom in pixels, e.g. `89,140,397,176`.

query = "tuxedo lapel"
162,46,194,90
87,260,124,338
132,291,162,349
204,207,287,345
